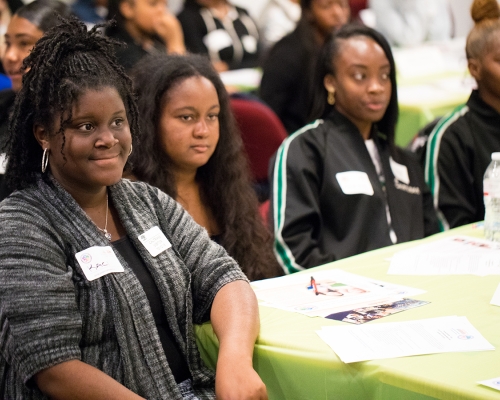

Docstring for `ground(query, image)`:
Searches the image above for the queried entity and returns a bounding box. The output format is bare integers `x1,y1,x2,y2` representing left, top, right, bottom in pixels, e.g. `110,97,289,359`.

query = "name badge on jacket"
390,158,410,184
75,246,124,281
336,171,374,196
138,226,172,257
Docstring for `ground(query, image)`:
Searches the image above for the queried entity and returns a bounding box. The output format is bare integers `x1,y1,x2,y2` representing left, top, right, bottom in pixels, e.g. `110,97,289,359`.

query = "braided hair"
5,16,140,190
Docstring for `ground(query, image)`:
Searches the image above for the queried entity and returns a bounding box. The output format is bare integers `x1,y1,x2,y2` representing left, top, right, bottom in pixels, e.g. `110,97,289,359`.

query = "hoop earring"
41,148,49,173
327,89,335,105
128,144,133,156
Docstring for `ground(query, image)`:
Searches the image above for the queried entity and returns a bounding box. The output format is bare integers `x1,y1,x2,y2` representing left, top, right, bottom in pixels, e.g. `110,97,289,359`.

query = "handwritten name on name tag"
75,246,124,281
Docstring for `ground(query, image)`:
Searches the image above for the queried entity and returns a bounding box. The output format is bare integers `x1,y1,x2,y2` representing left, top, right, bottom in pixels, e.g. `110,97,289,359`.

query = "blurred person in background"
0,0,11,70
258,0,301,51
177,0,261,72
369,0,452,47
0,0,70,201
259,0,350,134
106,0,185,72
72,0,108,27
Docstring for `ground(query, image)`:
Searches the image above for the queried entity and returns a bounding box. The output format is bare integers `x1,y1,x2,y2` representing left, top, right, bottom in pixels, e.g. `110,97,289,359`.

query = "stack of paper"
317,316,494,363
252,269,424,318
388,236,500,276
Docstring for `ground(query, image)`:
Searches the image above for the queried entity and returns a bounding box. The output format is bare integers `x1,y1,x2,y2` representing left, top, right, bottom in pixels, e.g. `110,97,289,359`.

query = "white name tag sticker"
242,35,257,53
0,153,7,174
138,226,172,257
336,171,374,196
75,246,124,281
390,158,410,184
203,29,233,52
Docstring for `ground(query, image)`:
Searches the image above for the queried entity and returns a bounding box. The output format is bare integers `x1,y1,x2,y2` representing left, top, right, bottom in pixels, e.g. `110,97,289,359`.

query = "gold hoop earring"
41,148,49,173
327,89,335,105
128,144,133,156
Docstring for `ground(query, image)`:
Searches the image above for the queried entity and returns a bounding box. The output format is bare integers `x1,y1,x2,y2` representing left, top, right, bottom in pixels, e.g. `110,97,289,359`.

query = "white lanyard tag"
138,226,172,257
336,171,374,196
75,246,124,281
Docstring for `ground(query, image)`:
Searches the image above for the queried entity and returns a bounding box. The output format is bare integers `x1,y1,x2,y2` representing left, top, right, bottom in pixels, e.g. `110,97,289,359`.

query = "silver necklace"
95,192,112,241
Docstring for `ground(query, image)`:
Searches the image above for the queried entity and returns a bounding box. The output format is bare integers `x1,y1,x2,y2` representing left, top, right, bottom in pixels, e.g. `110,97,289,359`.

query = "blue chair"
0,74,12,91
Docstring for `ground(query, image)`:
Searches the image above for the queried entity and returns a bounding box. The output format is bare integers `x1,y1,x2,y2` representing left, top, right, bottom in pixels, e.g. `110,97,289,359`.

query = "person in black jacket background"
270,24,439,273
259,0,350,134
177,0,261,73
425,0,500,230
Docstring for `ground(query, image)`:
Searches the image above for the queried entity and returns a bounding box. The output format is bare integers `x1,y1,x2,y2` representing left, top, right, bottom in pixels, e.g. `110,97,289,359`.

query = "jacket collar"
467,89,500,121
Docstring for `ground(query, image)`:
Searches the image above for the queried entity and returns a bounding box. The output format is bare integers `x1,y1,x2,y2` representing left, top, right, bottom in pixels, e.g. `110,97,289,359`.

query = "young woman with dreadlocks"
0,16,266,400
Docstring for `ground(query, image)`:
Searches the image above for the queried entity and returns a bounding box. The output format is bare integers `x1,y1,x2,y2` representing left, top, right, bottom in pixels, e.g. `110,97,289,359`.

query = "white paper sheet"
478,377,500,391
252,269,424,317
388,236,500,276
317,316,494,363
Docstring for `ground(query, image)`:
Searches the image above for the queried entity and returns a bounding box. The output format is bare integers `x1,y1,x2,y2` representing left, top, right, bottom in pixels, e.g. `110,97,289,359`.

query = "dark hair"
182,0,202,8
270,0,350,121
131,53,282,281
15,0,70,32
106,0,126,30
300,0,350,19
4,16,140,190
309,24,399,145
466,0,500,59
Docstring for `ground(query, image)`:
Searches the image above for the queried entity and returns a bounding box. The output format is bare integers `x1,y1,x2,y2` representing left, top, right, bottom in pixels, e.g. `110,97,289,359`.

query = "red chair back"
230,97,287,182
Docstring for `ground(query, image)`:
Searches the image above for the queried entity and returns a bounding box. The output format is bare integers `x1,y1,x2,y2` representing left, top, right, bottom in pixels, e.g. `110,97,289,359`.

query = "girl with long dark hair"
130,52,283,281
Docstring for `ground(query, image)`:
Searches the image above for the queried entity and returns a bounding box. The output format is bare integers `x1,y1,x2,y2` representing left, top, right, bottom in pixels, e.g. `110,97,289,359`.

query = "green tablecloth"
392,41,472,147
195,224,500,400
395,74,472,147
396,98,468,147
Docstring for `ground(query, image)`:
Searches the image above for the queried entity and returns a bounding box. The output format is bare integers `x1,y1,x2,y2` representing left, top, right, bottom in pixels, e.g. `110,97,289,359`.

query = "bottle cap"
492,152,500,161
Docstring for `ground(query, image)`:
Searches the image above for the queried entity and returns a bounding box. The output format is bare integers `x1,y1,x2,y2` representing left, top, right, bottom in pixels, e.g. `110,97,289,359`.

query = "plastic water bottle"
483,152,500,241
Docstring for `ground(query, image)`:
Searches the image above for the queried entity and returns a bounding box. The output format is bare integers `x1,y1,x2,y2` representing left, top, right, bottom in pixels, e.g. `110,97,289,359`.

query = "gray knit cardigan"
0,175,247,399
